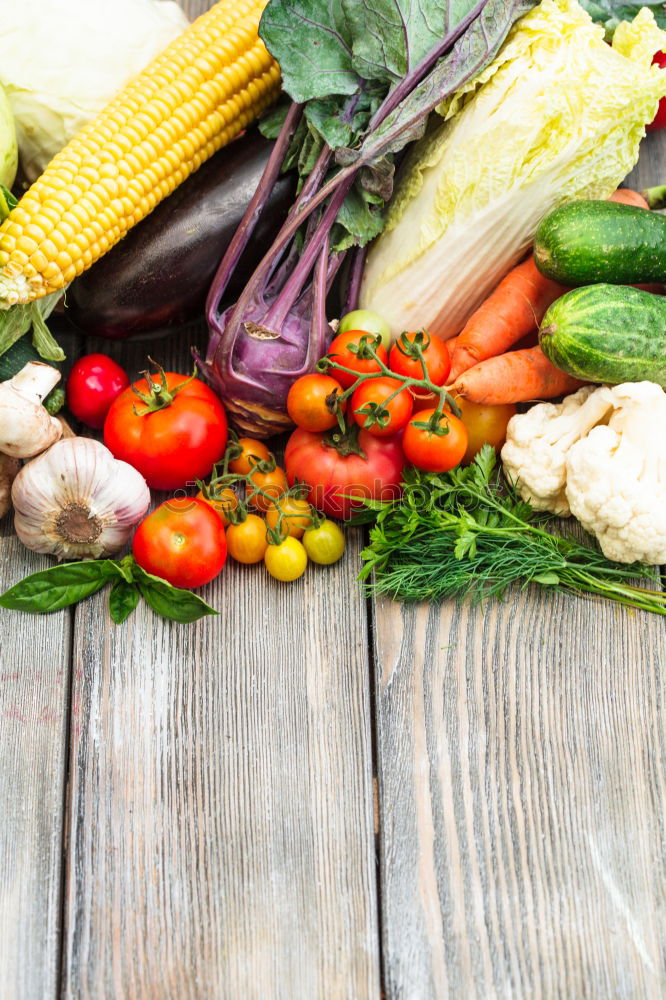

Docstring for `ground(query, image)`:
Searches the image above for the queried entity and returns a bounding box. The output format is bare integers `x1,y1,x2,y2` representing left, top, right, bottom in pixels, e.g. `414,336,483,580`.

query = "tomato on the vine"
286,374,346,432
265,495,313,539
66,353,130,429
264,537,308,581
132,497,227,589
326,330,388,389
104,366,228,490
351,376,413,437
303,520,345,565
246,463,288,513
228,437,271,475
196,484,239,527
226,514,268,564
402,408,468,473
284,426,405,520
454,397,517,464
388,331,451,386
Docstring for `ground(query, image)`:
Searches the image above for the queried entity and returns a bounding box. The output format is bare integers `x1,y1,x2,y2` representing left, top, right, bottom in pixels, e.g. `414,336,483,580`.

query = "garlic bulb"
0,453,20,519
12,437,151,558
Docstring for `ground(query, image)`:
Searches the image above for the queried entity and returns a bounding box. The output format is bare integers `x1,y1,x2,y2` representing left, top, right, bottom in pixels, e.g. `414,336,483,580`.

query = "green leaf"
109,580,140,624
531,572,560,586
0,560,118,614
0,184,17,222
342,0,479,85
260,0,359,102
132,565,218,624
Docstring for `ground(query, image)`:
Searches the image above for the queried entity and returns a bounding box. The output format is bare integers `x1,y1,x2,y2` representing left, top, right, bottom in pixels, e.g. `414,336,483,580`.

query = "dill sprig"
358,445,666,613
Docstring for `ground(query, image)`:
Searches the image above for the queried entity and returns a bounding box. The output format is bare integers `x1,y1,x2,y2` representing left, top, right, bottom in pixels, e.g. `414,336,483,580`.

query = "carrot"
609,188,650,209
448,256,568,381
448,346,586,405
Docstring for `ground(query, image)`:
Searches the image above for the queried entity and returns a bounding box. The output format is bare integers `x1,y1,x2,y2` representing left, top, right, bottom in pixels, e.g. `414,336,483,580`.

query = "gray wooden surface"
0,1,665,996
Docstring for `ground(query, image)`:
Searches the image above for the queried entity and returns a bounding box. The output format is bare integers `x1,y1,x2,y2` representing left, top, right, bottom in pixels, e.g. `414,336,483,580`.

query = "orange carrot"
609,188,650,209
448,256,568,382
448,346,586,405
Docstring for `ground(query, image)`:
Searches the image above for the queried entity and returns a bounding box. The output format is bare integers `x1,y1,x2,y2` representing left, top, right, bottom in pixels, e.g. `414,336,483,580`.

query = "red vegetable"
648,50,666,131
402,408,468,473
104,366,228,490
133,497,227,589
351,376,413,437
284,426,405,520
65,353,129,429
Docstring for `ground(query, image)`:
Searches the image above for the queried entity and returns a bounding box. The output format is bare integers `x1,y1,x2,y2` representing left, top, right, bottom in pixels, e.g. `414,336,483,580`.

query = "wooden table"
1,7,665,996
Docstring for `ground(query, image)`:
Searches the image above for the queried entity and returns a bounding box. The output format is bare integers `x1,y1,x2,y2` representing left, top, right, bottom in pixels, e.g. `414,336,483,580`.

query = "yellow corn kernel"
0,0,280,305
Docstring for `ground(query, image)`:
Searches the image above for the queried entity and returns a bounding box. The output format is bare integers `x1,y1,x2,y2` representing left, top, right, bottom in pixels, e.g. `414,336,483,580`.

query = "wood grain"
0,332,79,1000
60,335,380,999
372,134,666,1000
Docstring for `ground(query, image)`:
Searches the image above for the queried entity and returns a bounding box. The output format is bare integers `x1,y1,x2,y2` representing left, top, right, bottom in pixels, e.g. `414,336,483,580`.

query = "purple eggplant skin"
64,128,295,341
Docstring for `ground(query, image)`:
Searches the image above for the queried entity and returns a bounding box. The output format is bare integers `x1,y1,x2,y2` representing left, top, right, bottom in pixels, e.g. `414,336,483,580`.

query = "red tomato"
402,408,468,473
326,330,388,389
388,331,451,386
351,376,413,437
648,51,666,130
284,426,405,520
132,497,227,589
286,373,346,432
104,370,228,490
66,353,130,429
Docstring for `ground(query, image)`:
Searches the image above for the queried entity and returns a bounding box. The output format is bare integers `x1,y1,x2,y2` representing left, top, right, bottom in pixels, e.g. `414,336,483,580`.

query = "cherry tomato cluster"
194,435,346,583
286,319,468,475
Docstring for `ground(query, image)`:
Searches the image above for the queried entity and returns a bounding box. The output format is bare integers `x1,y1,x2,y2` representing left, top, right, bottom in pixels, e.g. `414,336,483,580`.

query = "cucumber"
533,200,666,286
539,283,666,387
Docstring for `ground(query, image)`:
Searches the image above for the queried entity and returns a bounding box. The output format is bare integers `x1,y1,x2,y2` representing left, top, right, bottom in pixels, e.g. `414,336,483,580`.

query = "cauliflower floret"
501,384,615,515
565,381,666,564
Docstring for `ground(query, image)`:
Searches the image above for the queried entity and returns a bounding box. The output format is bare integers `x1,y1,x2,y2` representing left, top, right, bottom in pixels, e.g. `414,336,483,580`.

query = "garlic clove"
0,361,63,458
12,437,151,559
0,453,20,519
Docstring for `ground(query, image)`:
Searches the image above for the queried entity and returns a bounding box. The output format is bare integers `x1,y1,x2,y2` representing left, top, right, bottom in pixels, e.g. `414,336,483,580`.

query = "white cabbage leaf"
0,85,17,190
0,0,189,182
360,0,666,339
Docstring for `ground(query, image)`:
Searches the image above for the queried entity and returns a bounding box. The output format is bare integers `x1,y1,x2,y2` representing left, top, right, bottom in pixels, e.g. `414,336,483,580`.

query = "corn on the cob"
0,0,280,308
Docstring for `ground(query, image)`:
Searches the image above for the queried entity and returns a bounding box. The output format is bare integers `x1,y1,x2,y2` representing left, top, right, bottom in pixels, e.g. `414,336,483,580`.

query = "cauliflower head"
501,384,615,515
565,381,666,564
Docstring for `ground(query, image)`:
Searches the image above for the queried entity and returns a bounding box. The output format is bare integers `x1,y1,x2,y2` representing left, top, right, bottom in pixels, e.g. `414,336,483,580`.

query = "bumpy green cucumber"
538,284,666,387
533,201,666,286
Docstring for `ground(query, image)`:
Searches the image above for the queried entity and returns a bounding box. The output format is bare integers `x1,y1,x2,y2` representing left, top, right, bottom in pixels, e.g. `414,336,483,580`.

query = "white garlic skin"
12,437,151,559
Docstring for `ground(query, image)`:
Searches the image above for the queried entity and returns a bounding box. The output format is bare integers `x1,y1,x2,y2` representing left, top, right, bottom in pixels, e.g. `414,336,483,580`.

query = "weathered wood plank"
373,131,666,1000
0,330,79,1000
61,334,380,999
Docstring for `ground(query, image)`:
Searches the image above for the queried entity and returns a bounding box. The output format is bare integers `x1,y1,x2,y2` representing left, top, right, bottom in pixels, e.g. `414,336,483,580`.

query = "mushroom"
0,362,63,458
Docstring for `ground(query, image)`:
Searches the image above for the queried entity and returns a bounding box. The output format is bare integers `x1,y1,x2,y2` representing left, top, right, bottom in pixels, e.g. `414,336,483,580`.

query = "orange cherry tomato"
454,397,517,464
195,485,239,527
246,464,289,513
402,408,468,472
226,514,268,564
228,437,271,475
286,374,346,432
265,495,313,539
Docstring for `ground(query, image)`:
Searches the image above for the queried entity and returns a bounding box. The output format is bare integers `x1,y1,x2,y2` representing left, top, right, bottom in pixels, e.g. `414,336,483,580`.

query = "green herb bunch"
358,445,666,614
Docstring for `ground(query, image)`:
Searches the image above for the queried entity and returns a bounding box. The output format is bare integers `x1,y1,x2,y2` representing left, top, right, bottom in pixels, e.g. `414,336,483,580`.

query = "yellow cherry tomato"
265,496,313,539
454,397,517,464
302,520,345,565
226,514,268,564
264,537,308,581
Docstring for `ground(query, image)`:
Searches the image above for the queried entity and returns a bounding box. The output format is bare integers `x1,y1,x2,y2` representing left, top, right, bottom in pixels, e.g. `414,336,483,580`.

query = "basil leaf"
109,580,140,625
260,0,359,102
132,566,218,624
0,560,118,613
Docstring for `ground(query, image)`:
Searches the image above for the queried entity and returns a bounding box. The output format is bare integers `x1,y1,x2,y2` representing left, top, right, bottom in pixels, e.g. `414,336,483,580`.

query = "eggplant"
64,128,295,341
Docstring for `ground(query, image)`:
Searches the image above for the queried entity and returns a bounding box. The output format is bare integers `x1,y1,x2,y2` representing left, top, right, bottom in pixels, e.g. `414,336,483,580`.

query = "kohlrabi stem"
642,184,666,210
342,245,368,315
205,101,303,323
